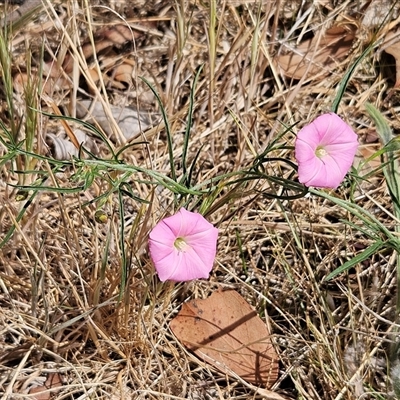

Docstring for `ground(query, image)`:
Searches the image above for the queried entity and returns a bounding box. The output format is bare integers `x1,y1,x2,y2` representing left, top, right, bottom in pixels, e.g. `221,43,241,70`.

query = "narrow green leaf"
8,183,84,194
0,186,41,248
309,188,394,240
140,77,176,182
118,188,127,301
325,241,385,281
182,65,203,184
365,102,400,218
331,43,375,113
365,103,393,145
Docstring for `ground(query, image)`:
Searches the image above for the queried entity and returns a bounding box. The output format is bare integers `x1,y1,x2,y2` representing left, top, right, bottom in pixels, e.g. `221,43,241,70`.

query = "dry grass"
0,0,399,399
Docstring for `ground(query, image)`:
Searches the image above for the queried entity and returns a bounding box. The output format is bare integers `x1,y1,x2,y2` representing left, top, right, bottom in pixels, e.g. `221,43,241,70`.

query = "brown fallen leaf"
59,24,143,76
29,373,63,400
381,30,400,88
277,25,356,80
36,23,154,95
170,290,279,388
354,143,382,173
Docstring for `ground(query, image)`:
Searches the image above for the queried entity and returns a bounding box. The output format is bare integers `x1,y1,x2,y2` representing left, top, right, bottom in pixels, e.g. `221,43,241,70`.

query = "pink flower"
148,208,218,282
295,112,358,188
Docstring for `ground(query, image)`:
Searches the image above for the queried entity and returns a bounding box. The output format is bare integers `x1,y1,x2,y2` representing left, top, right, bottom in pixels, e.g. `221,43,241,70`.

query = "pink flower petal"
295,113,358,188
148,208,218,282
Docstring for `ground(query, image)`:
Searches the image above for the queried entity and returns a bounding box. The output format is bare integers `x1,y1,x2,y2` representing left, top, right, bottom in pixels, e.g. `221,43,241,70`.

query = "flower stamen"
315,146,328,158
174,237,188,252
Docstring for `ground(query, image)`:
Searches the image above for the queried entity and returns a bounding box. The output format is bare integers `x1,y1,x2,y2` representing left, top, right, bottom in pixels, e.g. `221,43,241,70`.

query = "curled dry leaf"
170,290,279,388
277,25,356,80
361,0,399,28
111,60,135,89
76,99,155,140
47,129,97,160
87,58,135,92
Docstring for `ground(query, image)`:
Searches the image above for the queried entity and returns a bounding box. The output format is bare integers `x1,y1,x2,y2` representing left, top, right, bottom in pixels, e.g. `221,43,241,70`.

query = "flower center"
315,146,328,158
174,237,188,252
